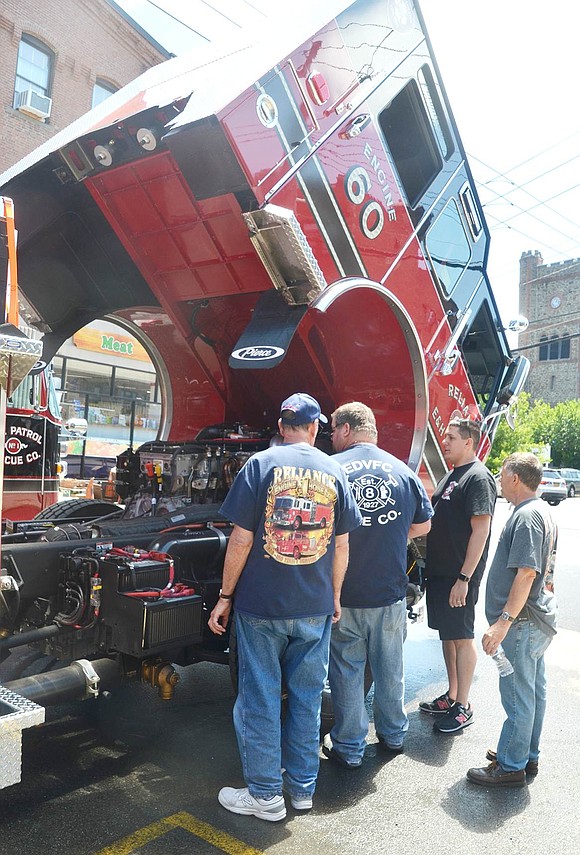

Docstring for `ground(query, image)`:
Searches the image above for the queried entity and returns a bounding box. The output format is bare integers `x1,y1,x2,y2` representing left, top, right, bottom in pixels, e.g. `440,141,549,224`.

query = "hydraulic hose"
0,624,61,653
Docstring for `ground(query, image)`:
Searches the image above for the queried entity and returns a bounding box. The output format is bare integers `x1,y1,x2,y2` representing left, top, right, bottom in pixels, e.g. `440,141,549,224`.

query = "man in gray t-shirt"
467,452,557,789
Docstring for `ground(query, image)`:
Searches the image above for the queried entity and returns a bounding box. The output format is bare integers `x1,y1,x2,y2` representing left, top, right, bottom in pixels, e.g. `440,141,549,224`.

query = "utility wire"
494,127,580,181
512,331,580,353
473,153,580,234
470,155,580,246
517,258,580,287
141,0,211,42
198,0,242,28
483,209,571,258
490,179,580,229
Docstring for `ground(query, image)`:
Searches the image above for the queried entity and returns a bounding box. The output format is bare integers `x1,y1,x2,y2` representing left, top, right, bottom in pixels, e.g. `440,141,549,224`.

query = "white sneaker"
289,794,313,810
218,787,286,821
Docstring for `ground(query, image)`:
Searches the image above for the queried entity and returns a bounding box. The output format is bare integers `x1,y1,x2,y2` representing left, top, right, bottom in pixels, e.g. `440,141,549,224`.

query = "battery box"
98,552,203,657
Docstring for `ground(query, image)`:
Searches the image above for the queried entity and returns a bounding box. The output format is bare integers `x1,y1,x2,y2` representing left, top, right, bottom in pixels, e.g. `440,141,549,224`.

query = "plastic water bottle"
492,644,514,677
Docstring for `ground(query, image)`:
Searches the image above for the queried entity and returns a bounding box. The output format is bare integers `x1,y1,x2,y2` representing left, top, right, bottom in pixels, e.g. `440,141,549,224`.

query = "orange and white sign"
73,328,151,363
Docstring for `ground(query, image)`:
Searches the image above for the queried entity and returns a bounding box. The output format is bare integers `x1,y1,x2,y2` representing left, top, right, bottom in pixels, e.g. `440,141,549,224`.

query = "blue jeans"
496,619,553,772
328,599,408,762
233,611,331,800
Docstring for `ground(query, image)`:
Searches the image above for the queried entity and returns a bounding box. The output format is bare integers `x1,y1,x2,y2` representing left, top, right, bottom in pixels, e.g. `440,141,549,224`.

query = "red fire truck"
0,0,528,787
275,530,319,561
3,366,61,520
272,495,332,529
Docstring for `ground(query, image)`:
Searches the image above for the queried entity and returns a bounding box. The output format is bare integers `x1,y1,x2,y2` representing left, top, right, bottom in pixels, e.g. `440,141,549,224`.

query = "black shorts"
426,576,480,640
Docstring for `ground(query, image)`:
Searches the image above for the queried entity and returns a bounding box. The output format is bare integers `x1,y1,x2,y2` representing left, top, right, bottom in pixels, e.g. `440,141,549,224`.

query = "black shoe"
322,735,362,768
377,737,404,755
486,748,538,777
419,692,455,715
433,702,473,733
467,761,526,788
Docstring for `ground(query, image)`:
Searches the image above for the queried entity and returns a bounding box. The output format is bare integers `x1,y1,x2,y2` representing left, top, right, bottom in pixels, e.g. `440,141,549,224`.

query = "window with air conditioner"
13,35,53,119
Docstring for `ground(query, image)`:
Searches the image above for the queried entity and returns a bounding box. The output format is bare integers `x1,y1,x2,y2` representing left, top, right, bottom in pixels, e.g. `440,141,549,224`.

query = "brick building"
0,0,170,174
518,250,580,404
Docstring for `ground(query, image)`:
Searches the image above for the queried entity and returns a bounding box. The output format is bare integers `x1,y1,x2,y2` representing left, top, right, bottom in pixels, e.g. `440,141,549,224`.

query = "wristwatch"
500,611,515,622
219,590,234,600
458,573,470,582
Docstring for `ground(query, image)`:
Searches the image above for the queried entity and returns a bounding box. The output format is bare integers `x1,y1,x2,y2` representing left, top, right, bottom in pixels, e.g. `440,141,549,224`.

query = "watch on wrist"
458,573,470,582
219,590,234,600
500,611,515,622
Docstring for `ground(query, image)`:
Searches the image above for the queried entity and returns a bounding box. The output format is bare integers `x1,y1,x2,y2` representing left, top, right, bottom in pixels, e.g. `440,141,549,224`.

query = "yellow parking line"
94,811,264,855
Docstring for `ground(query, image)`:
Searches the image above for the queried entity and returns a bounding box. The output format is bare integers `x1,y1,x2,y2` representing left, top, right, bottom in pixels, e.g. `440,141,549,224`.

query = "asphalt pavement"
0,498,579,855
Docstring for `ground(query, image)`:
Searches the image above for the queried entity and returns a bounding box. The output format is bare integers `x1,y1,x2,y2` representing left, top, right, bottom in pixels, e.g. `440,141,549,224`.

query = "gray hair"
503,452,543,491
332,402,378,441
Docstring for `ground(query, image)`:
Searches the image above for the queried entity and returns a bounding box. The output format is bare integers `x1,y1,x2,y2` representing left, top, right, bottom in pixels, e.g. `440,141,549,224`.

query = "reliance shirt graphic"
219,443,362,619
265,466,337,564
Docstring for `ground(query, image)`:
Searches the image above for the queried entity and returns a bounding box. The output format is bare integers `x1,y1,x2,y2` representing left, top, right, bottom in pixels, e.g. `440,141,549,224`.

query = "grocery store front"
53,320,160,477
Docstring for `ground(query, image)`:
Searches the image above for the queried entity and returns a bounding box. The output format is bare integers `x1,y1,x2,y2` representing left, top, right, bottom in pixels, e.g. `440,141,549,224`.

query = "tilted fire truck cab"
0,0,528,788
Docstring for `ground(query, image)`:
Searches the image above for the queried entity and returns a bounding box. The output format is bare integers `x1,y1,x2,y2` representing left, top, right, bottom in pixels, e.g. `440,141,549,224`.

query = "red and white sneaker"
419,692,455,715
434,702,473,733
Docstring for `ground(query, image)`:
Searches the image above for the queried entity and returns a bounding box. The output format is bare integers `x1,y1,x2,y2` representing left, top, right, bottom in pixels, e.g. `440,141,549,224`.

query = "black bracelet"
219,590,234,600
458,573,470,583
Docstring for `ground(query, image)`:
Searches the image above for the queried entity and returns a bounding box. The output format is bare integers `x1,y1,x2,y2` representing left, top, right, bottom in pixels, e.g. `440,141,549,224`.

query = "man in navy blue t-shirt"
323,402,432,767
209,393,361,820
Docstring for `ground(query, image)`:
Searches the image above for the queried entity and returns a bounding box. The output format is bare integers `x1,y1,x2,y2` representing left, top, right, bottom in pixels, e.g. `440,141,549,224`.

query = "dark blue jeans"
233,611,331,800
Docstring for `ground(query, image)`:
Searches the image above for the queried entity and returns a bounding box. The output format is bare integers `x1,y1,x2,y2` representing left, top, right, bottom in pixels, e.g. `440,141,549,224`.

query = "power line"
483,209,571,258
519,259,580,287
474,153,580,233
497,127,580,180
512,331,580,353
198,0,243,28
492,178,580,230
142,0,211,42
470,155,580,246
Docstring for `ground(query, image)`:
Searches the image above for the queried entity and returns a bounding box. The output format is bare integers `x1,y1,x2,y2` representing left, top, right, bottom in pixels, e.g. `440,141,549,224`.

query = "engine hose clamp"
75,658,101,700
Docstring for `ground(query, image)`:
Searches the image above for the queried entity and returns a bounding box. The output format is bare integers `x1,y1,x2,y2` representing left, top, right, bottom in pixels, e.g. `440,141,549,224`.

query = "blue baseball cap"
280,393,328,425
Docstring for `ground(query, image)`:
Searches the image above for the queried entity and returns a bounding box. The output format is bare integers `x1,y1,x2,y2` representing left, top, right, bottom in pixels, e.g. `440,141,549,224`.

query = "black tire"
34,498,122,522
547,500,561,506
292,516,303,530
569,486,575,497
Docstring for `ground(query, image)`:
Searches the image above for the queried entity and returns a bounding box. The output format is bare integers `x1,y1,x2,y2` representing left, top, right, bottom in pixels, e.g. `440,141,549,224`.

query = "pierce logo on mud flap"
231,346,285,361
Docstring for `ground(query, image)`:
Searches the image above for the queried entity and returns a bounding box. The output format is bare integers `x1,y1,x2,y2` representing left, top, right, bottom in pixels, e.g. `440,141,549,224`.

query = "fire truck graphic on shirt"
264,467,337,565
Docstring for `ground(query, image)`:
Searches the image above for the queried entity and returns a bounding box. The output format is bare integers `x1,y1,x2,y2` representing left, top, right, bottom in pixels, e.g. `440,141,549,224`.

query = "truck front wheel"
34,497,122,522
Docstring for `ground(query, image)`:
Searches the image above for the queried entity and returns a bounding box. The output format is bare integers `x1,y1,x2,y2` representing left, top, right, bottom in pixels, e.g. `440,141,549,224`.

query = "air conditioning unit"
16,88,52,120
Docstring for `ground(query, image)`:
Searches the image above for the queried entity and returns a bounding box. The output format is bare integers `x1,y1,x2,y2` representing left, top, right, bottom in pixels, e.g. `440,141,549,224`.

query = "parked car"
558,467,580,498
537,468,567,506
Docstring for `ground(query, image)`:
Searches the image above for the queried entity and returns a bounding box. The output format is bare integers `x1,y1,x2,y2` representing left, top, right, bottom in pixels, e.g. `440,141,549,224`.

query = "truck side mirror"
497,355,530,406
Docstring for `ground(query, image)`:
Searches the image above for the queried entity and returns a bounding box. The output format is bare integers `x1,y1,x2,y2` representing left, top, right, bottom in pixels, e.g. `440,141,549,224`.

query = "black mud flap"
229,291,307,370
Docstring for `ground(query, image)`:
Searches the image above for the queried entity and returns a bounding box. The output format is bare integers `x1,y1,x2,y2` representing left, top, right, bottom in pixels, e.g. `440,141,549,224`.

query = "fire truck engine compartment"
0,0,530,788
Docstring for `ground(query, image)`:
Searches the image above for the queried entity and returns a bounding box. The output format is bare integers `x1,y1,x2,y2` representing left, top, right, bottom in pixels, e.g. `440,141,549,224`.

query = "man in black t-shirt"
419,418,496,734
